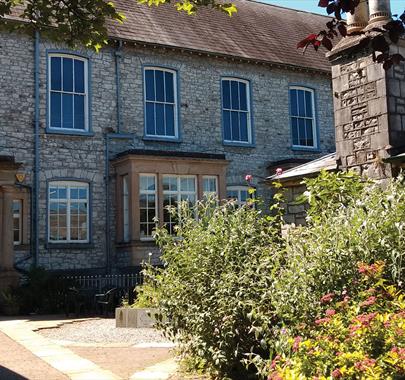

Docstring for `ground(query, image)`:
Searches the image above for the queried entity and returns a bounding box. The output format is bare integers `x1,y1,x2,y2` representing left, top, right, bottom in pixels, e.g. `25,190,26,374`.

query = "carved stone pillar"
347,0,369,34
368,0,391,25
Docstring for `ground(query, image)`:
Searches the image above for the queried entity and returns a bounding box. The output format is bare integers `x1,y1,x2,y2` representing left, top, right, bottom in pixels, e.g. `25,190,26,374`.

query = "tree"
0,0,236,50
298,0,405,70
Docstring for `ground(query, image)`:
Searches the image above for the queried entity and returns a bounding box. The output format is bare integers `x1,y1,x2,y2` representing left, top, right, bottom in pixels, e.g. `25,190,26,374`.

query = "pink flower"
293,336,302,352
275,168,283,176
315,317,331,325
331,369,343,378
326,309,336,316
354,358,376,371
245,174,253,183
320,293,334,303
360,296,376,307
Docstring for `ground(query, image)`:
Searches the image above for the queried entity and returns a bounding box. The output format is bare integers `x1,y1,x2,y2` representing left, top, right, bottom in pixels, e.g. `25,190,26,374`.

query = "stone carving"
341,82,377,108
341,61,360,75
348,69,367,87
353,136,371,151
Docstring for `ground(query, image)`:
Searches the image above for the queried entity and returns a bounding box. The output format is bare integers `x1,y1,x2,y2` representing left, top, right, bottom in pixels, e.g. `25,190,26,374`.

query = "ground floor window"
227,185,252,206
13,200,22,245
48,181,89,243
113,153,228,243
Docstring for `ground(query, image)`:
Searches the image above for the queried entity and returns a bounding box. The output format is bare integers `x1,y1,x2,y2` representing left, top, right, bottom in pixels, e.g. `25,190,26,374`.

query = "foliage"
142,172,405,379
16,266,74,314
145,196,284,379
298,0,405,70
268,261,405,379
0,0,236,51
0,287,21,307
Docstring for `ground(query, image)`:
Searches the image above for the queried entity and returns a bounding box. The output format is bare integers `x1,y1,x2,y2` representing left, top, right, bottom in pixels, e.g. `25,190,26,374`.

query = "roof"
114,149,226,161
108,0,332,72
268,152,337,182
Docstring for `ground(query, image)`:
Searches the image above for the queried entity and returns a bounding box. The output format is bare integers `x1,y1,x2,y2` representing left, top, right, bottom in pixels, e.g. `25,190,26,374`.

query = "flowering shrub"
268,261,405,379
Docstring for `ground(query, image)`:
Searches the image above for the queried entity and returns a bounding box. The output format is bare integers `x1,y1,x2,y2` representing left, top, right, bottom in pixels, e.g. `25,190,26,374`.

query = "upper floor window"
48,54,89,132
48,181,89,243
290,87,317,148
222,78,252,144
144,67,178,139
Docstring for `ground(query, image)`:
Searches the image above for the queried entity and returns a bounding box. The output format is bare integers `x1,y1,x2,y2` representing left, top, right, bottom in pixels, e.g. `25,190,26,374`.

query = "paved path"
0,316,178,380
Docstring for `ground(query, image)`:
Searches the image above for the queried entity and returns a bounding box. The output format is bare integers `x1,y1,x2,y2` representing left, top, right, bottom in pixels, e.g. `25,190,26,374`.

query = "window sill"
142,135,181,143
46,242,94,250
223,141,255,148
46,128,94,137
291,146,321,153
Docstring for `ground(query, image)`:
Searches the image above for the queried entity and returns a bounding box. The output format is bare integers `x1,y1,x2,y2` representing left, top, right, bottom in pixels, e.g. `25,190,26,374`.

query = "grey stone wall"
0,31,335,271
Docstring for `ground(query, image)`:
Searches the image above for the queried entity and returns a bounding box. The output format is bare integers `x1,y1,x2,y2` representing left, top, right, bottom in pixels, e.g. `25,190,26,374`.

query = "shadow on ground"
0,365,28,380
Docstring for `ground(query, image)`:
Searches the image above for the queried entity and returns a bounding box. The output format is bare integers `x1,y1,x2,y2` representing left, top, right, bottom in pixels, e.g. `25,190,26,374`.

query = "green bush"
268,261,405,379
142,172,405,379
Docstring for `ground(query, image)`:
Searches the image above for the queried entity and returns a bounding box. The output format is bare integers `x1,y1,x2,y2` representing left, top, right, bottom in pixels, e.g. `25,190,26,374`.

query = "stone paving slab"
130,358,178,380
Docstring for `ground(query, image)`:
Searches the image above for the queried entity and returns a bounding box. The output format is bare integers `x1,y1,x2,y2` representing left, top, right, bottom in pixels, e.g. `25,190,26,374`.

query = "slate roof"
108,0,332,73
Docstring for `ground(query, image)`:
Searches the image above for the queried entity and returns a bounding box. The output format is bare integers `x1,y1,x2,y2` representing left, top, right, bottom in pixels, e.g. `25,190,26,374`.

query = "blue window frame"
144,67,178,139
48,54,89,131
222,78,252,144
290,86,317,148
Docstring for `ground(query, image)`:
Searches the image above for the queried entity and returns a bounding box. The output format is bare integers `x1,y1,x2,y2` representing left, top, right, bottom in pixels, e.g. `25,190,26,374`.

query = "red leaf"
338,23,347,37
297,34,317,49
383,58,393,71
318,0,330,7
392,53,405,64
322,36,333,51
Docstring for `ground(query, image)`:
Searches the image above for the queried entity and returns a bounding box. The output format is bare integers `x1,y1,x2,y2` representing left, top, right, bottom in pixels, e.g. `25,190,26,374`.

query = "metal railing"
60,273,143,292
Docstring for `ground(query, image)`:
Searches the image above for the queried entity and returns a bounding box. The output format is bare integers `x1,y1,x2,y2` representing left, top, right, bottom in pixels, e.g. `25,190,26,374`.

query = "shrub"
142,172,405,379
268,261,405,379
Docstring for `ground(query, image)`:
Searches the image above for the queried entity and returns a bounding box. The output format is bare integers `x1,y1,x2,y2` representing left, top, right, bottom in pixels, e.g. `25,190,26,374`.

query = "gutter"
33,30,40,267
115,40,123,133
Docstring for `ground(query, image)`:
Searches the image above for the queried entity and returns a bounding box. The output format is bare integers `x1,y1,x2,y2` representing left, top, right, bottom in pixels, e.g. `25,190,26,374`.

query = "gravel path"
38,318,170,345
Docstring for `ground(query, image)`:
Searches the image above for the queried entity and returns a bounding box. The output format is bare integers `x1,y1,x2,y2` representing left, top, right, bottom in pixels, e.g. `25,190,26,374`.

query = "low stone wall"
115,307,157,328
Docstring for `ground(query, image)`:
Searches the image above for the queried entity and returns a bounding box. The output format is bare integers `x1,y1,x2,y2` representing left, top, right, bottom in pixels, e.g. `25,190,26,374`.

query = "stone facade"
0,30,335,273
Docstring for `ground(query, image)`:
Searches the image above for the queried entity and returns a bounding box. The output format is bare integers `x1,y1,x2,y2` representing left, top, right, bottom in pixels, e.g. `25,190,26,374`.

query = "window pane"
298,90,305,117
305,119,314,146
292,117,299,145
145,70,155,101
298,118,306,146
155,103,165,135
79,228,87,241
78,188,87,199
155,70,165,102
146,103,155,135
165,71,174,103
58,187,67,199
74,60,85,93
231,81,239,110
223,110,231,141
51,57,62,91
50,187,58,199
290,89,298,116
147,176,156,191
140,194,147,208
62,94,73,129
74,95,85,130
62,58,73,92
240,190,248,202
239,82,247,111
50,92,62,128
71,188,79,199
231,111,239,141
163,176,177,191
305,91,313,118
165,104,175,137
222,80,230,109
239,113,248,142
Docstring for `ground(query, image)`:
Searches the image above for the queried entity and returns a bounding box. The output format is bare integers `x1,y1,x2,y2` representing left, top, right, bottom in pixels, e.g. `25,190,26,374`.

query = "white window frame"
48,53,89,131
122,175,130,242
48,181,90,243
290,86,317,149
139,174,158,241
13,200,22,245
222,77,252,144
143,67,179,139
163,175,197,234
202,176,218,198
226,185,253,206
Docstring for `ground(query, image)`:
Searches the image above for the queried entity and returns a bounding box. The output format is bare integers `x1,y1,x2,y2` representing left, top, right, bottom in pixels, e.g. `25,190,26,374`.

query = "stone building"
269,0,405,225
0,0,336,279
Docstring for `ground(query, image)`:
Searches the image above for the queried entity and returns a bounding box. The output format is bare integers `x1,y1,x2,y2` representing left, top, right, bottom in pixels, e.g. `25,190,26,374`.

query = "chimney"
368,0,391,26
347,0,369,34
327,0,405,179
